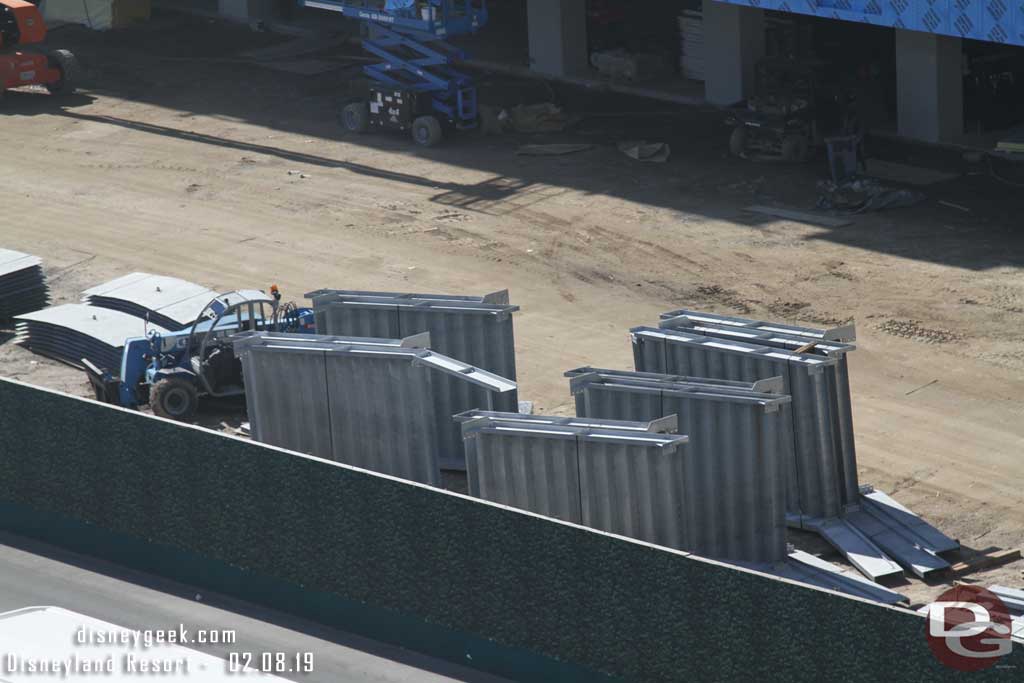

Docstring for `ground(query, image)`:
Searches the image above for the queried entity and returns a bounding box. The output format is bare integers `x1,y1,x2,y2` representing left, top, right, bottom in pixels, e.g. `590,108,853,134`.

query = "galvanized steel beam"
659,316,861,513
568,371,792,563
460,417,692,551
311,294,520,414
236,333,516,480
631,326,844,522
659,308,856,342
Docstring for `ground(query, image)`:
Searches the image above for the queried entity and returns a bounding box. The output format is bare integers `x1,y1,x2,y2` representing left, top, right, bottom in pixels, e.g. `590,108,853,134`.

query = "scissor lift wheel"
412,115,443,147
341,101,370,133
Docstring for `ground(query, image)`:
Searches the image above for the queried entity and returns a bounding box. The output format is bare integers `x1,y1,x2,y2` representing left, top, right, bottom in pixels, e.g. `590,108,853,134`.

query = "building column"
896,30,963,144
702,2,765,106
527,0,589,77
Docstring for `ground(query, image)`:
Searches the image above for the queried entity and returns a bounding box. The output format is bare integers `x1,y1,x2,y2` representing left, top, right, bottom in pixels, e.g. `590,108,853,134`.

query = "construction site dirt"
1,12,1022,607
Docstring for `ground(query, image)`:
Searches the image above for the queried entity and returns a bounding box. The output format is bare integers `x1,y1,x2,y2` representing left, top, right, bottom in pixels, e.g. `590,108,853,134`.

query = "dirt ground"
2,12,1023,605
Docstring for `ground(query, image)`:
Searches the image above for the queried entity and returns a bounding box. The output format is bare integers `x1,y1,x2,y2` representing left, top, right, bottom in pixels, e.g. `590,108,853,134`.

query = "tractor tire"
340,101,370,133
412,115,443,147
781,134,809,163
150,377,198,421
46,49,79,95
729,126,747,157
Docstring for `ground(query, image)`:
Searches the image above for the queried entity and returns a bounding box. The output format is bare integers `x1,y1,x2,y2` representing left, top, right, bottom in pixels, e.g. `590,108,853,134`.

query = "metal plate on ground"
743,205,853,228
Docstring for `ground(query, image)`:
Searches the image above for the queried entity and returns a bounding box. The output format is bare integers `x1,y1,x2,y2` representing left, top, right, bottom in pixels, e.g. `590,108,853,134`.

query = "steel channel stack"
0,249,48,322
562,366,785,394
235,332,516,484
565,369,791,563
457,411,693,550
659,313,861,517
659,308,857,344
308,290,520,421
631,325,847,522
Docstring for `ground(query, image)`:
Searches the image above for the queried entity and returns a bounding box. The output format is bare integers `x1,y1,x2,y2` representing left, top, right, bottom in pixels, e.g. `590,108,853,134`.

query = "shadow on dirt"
31,9,1024,272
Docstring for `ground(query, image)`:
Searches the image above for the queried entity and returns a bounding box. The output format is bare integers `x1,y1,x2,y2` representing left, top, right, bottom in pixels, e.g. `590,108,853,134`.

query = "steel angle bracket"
399,332,432,348
647,414,679,434
567,372,602,396
822,323,857,342
482,290,510,305
752,376,786,394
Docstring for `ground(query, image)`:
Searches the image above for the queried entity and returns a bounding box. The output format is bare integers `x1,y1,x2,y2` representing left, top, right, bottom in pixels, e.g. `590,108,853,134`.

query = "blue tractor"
301,0,488,146
84,287,315,420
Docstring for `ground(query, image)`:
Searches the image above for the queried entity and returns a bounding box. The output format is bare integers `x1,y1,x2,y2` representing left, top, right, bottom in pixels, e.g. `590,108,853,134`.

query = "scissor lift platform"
301,0,488,146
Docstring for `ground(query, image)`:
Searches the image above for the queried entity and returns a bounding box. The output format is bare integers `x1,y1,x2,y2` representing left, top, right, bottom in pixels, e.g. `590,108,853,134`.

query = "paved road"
0,532,508,683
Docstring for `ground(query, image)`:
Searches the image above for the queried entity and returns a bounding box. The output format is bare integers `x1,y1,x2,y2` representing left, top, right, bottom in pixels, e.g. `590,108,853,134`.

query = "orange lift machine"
0,0,77,98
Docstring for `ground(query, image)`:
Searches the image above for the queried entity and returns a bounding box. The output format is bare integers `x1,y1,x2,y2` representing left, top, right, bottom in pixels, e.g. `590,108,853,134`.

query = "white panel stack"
15,304,168,369
0,249,49,323
82,272,217,331
678,7,704,82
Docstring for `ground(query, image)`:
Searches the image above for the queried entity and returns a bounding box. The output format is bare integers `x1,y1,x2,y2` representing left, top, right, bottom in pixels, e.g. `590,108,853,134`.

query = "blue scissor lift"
300,0,489,146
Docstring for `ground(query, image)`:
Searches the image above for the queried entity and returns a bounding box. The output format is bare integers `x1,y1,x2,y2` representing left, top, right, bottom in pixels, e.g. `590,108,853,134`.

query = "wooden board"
947,549,1021,577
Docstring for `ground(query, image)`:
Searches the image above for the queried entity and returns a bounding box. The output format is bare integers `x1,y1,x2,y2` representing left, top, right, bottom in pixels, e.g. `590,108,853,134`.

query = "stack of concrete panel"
457,411,692,551
308,289,519,413
632,326,848,522
565,368,791,563
235,332,516,483
460,398,907,606
0,249,49,323
640,310,959,580
661,310,858,512
454,410,681,521
82,273,218,331
14,304,168,369
659,314,861,515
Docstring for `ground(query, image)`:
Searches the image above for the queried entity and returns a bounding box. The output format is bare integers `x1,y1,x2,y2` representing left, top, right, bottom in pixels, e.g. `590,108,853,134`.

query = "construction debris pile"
0,249,49,324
